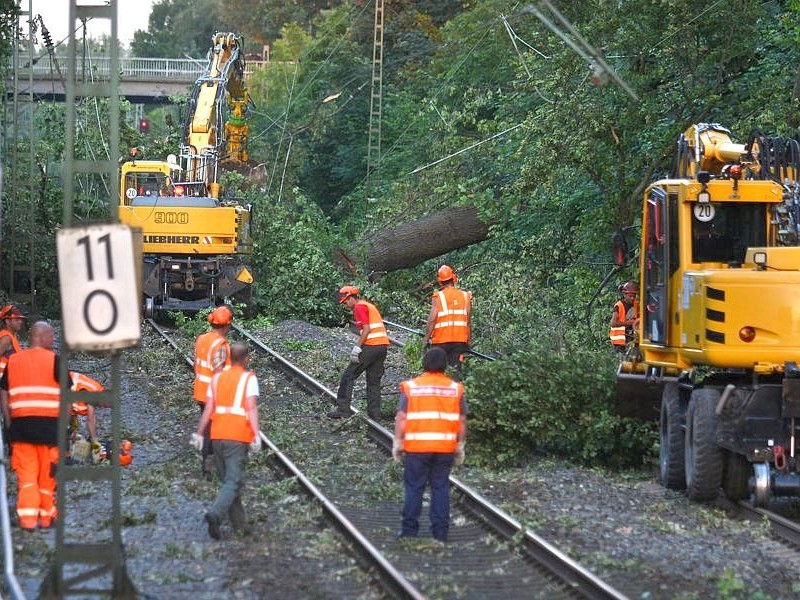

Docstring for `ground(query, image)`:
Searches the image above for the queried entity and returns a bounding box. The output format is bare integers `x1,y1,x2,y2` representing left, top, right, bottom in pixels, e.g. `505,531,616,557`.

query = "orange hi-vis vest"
7,347,60,420
0,329,22,378
358,300,390,346
400,372,463,454
70,372,104,416
194,330,231,403
609,299,638,347
210,365,256,444
431,287,471,344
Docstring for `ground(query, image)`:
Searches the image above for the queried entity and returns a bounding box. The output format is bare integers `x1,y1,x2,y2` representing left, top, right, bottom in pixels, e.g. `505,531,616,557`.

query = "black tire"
722,451,751,501
685,388,723,502
659,383,686,489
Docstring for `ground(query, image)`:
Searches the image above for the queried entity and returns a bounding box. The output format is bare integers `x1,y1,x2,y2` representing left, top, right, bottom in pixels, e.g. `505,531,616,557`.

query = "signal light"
739,326,756,343
139,118,150,134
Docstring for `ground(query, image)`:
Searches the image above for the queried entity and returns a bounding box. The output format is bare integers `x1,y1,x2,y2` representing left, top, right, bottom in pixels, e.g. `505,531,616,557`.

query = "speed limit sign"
57,224,141,350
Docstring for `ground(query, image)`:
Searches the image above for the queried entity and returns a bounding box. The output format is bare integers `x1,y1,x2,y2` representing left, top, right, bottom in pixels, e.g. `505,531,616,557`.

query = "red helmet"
207,305,233,326
338,285,359,304
437,265,456,283
0,304,27,320
619,281,639,295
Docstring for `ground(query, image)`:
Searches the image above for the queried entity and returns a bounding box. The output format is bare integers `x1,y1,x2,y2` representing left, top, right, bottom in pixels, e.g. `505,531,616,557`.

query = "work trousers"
209,439,248,530
433,342,470,370
401,451,455,542
336,344,387,418
197,401,213,467
11,441,58,529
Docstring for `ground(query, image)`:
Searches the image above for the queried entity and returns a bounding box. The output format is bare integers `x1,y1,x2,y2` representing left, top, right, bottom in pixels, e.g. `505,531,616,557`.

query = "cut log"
362,205,489,279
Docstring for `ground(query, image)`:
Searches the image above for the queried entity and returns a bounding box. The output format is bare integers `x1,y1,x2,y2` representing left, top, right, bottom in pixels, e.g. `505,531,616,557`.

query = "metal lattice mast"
40,2,136,598
366,0,384,198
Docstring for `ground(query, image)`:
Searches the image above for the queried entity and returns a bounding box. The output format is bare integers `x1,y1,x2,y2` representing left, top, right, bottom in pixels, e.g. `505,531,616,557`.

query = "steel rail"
147,321,423,598
382,318,496,361
233,324,626,599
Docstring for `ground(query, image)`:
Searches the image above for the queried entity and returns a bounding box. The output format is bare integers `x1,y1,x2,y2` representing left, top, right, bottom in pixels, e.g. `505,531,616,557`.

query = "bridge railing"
15,56,267,83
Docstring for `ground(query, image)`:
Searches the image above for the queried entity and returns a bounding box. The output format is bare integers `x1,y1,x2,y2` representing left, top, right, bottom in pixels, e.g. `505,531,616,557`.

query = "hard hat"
119,439,133,467
0,304,27,320
207,305,233,326
437,265,456,283
338,285,359,304
620,281,639,294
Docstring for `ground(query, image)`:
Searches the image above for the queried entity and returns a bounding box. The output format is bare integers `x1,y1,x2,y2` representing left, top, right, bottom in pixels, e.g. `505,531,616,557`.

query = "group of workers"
190,264,472,543
0,306,108,532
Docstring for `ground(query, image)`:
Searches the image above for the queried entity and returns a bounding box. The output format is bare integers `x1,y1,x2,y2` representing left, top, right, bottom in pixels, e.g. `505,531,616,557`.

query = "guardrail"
11,56,267,82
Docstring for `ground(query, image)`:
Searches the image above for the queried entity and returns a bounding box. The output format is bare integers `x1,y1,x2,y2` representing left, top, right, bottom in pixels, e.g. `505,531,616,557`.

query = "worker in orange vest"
609,281,639,353
393,347,467,542
0,304,27,453
423,265,472,370
0,321,60,531
329,286,390,420
191,342,261,540
194,305,233,479
69,371,103,444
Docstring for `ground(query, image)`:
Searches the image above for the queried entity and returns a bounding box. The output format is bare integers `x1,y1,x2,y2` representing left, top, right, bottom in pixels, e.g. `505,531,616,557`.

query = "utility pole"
366,0,384,200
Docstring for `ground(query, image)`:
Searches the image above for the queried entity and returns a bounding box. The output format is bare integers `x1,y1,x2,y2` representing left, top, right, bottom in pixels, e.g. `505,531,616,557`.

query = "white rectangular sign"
57,224,141,350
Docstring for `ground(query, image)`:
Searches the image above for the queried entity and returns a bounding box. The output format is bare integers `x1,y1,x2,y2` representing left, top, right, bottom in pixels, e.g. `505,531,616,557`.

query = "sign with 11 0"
57,224,141,350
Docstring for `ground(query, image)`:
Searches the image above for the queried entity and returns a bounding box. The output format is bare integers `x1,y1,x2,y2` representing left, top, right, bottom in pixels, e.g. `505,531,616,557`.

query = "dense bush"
464,344,656,469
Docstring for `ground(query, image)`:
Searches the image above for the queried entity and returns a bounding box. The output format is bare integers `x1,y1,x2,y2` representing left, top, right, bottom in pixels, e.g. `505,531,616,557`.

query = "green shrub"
465,344,656,468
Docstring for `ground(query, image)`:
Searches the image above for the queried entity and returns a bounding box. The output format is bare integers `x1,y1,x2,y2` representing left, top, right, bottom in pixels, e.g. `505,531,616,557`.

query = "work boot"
204,512,221,540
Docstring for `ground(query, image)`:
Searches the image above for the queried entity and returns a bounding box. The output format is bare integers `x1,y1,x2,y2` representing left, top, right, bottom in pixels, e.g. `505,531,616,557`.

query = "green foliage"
131,0,222,58
465,344,656,468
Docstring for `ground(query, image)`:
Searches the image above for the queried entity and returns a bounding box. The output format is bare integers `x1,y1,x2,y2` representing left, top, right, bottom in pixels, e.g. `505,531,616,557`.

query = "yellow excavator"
616,123,800,505
118,32,254,316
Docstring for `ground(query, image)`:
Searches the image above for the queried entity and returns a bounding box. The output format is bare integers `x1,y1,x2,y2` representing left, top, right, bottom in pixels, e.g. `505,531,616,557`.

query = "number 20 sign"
57,224,141,350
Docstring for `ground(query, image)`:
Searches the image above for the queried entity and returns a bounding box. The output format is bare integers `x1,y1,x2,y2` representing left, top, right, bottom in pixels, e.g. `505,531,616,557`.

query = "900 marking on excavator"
154,211,189,224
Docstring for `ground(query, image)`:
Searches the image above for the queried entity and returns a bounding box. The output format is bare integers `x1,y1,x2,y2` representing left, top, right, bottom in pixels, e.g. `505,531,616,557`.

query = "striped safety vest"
210,365,256,443
193,330,231,403
6,347,60,419
609,300,638,347
431,287,471,344
400,372,463,454
357,300,390,346
0,329,22,378
70,371,104,416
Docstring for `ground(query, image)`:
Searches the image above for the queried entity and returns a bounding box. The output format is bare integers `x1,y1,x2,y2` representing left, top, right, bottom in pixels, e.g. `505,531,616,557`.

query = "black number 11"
77,233,114,281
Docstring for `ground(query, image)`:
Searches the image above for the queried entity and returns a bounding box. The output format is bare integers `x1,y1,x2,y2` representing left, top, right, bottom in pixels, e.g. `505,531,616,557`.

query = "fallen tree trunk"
362,205,489,279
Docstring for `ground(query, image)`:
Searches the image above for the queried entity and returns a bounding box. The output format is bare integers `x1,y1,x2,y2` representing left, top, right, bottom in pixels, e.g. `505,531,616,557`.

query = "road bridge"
5,55,266,103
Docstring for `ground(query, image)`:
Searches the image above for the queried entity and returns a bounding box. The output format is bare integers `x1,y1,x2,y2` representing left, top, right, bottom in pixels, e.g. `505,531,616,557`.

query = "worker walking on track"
393,347,467,542
329,286,390,420
192,343,261,540
0,321,60,531
194,305,233,479
0,304,27,452
609,281,639,354
423,265,472,371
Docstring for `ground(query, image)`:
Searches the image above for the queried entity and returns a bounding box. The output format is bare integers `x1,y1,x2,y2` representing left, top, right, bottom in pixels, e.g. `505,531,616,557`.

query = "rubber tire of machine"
659,382,686,490
721,450,751,501
685,387,723,502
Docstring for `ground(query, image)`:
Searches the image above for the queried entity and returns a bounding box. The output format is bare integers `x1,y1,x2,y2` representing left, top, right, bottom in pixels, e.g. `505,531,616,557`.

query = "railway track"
148,319,626,599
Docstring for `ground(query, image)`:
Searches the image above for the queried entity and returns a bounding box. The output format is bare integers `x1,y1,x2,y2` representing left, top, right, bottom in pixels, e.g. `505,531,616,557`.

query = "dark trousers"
209,440,248,529
336,344,387,417
433,342,470,369
197,401,213,460
401,452,455,542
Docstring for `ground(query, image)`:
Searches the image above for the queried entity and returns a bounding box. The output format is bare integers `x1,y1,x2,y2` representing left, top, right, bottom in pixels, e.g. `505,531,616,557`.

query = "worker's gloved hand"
392,439,404,463
454,442,465,467
249,435,262,453
190,432,203,452
350,345,362,363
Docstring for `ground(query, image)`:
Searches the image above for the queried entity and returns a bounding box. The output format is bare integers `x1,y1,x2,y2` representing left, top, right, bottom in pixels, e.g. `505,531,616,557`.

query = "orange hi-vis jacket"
431,287,472,344
7,347,60,420
70,372,104,416
357,300,390,346
609,299,638,347
400,372,463,454
209,365,256,444
0,329,22,378
194,330,231,403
